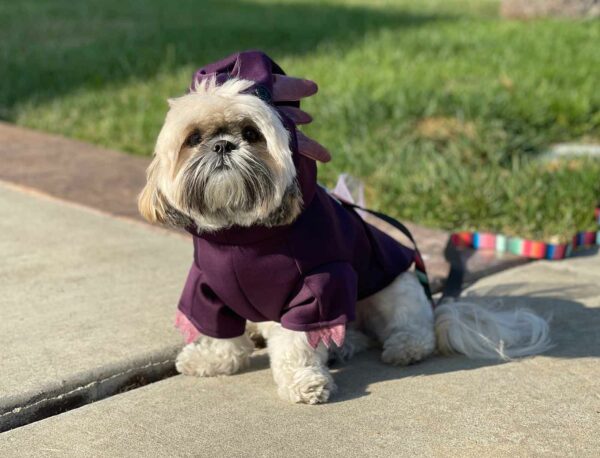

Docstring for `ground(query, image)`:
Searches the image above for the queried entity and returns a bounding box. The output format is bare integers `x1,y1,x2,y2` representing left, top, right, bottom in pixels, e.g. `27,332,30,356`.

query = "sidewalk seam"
1,358,174,422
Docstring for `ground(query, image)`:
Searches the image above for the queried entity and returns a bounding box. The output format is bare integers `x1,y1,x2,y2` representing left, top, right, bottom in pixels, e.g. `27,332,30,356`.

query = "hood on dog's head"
189,50,331,164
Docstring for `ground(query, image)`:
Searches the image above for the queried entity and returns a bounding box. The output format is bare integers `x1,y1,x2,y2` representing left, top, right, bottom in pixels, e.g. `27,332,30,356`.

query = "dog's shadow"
248,282,600,403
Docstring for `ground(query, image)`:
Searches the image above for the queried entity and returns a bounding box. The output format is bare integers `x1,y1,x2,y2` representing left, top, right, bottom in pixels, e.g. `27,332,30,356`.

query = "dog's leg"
358,272,436,365
246,321,268,348
329,324,372,363
175,334,254,377
265,324,336,404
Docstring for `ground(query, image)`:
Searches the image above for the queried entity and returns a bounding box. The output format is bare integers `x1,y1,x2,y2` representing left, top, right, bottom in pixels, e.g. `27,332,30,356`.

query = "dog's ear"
138,156,169,224
138,155,195,229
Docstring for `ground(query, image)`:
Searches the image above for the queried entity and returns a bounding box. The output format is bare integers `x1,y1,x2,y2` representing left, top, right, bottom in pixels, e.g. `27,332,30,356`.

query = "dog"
138,51,551,404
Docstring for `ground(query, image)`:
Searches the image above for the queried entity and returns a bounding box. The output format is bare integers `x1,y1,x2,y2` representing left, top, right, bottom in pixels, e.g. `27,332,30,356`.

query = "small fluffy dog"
139,51,550,404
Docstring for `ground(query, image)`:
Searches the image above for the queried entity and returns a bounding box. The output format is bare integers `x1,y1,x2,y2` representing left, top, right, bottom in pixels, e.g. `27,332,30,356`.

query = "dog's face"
139,79,302,231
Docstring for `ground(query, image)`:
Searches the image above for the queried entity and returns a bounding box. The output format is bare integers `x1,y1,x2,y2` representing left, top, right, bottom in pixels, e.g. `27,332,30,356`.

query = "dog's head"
139,51,330,233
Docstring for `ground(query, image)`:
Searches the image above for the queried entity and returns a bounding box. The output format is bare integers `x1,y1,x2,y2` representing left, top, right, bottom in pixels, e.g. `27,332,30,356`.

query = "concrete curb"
1,349,178,433
0,182,191,432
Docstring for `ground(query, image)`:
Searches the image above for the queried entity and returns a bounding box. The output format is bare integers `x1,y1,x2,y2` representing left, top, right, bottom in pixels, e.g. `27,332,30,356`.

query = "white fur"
175,334,254,377
263,323,335,404
359,272,551,361
435,299,552,359
154,78,296,231
357,272,436,365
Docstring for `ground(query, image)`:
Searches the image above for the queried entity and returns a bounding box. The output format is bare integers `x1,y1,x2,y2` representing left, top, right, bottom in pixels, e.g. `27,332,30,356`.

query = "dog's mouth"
214,155,231,171
178,152,276,218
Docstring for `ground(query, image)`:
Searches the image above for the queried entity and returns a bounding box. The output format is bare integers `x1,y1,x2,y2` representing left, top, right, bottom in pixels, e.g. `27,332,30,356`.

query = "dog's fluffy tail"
434,300,552,360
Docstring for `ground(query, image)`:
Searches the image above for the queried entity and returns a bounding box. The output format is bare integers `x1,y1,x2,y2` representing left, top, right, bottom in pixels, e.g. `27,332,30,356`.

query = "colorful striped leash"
331,172,599,305
340,200,600,308
450,204,600,260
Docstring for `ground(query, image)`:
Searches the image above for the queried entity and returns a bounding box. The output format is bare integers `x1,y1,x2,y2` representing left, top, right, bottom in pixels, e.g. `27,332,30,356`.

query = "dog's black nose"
212,140,236,155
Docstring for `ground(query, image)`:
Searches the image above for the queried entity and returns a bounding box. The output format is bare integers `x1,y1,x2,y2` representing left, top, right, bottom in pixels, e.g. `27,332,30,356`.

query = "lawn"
1,0,599,240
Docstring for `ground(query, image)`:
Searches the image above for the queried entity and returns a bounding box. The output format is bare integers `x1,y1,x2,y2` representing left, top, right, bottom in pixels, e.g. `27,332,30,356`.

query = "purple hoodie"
175,51,415,341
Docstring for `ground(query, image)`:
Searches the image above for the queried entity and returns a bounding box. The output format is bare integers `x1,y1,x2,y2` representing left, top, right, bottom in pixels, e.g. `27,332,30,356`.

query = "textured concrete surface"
2,253,598,456
0,121,527,290
0,182,191,431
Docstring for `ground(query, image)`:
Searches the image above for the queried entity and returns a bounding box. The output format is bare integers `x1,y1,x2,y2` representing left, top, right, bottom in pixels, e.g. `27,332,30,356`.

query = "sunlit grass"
1,0,599,239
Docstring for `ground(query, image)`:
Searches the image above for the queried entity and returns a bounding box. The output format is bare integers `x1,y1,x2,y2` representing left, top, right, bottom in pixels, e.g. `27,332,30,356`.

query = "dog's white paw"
175,334,253,377
277,366,336,405
381,329,435,366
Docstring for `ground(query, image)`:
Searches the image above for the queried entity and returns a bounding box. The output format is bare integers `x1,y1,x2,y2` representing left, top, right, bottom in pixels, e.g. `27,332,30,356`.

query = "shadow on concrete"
1,0,452,116
327,286,600,403
236,284,599,404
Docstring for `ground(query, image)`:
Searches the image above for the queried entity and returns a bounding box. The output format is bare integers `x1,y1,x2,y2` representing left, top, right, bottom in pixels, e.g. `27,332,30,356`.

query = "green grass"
1,0,599,240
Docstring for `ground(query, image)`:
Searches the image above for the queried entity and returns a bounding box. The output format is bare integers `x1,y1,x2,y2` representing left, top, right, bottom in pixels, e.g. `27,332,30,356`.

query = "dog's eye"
242,126,261,143
185,129,202,147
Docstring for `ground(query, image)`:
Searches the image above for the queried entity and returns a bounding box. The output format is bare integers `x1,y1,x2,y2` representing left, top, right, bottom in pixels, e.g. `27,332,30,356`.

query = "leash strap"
340,202,436,305
341,201,600,307
450,203,600,260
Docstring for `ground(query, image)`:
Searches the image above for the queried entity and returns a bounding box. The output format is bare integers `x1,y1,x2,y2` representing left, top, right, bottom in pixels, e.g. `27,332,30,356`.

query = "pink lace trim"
175,310,345,349
174,310,201,344
306,324,345,349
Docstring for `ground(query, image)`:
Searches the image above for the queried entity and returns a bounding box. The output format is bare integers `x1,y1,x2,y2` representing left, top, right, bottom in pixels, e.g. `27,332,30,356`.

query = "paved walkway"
0,182,191,431
2,249,599,456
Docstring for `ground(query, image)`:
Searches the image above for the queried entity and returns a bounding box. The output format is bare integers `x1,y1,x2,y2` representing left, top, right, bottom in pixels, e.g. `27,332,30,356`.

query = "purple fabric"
178,186,415,338
191,50,292,108
177,51,415,339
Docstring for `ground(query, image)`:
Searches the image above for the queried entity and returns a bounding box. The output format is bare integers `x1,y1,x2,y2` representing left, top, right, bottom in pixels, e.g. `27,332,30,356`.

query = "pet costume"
175,51,419,347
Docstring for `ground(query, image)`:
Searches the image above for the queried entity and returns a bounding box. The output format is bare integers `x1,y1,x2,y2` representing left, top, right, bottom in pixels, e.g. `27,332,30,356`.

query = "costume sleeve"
176,262,246,341
281,262,357,334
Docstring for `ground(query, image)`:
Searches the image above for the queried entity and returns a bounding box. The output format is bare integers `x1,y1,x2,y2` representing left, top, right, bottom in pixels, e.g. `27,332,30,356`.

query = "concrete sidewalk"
0,182,191,431
2,251,599,456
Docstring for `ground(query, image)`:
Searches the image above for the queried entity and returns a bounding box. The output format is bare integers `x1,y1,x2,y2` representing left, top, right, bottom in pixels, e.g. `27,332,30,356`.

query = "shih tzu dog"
139,51,550,404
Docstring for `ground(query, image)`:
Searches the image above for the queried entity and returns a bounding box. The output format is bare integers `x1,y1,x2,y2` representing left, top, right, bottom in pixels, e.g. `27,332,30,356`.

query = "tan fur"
138,156,167,224
140,77,298,231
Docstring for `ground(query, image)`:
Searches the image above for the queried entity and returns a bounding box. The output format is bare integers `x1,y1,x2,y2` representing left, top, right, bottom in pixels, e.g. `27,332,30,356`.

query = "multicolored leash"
330,176,599,307
450,204,600,260
339,199,600,308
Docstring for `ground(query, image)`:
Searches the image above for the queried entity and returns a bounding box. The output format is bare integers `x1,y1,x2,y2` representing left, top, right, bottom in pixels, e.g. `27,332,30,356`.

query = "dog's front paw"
175,335,253,377
276,367,336,405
